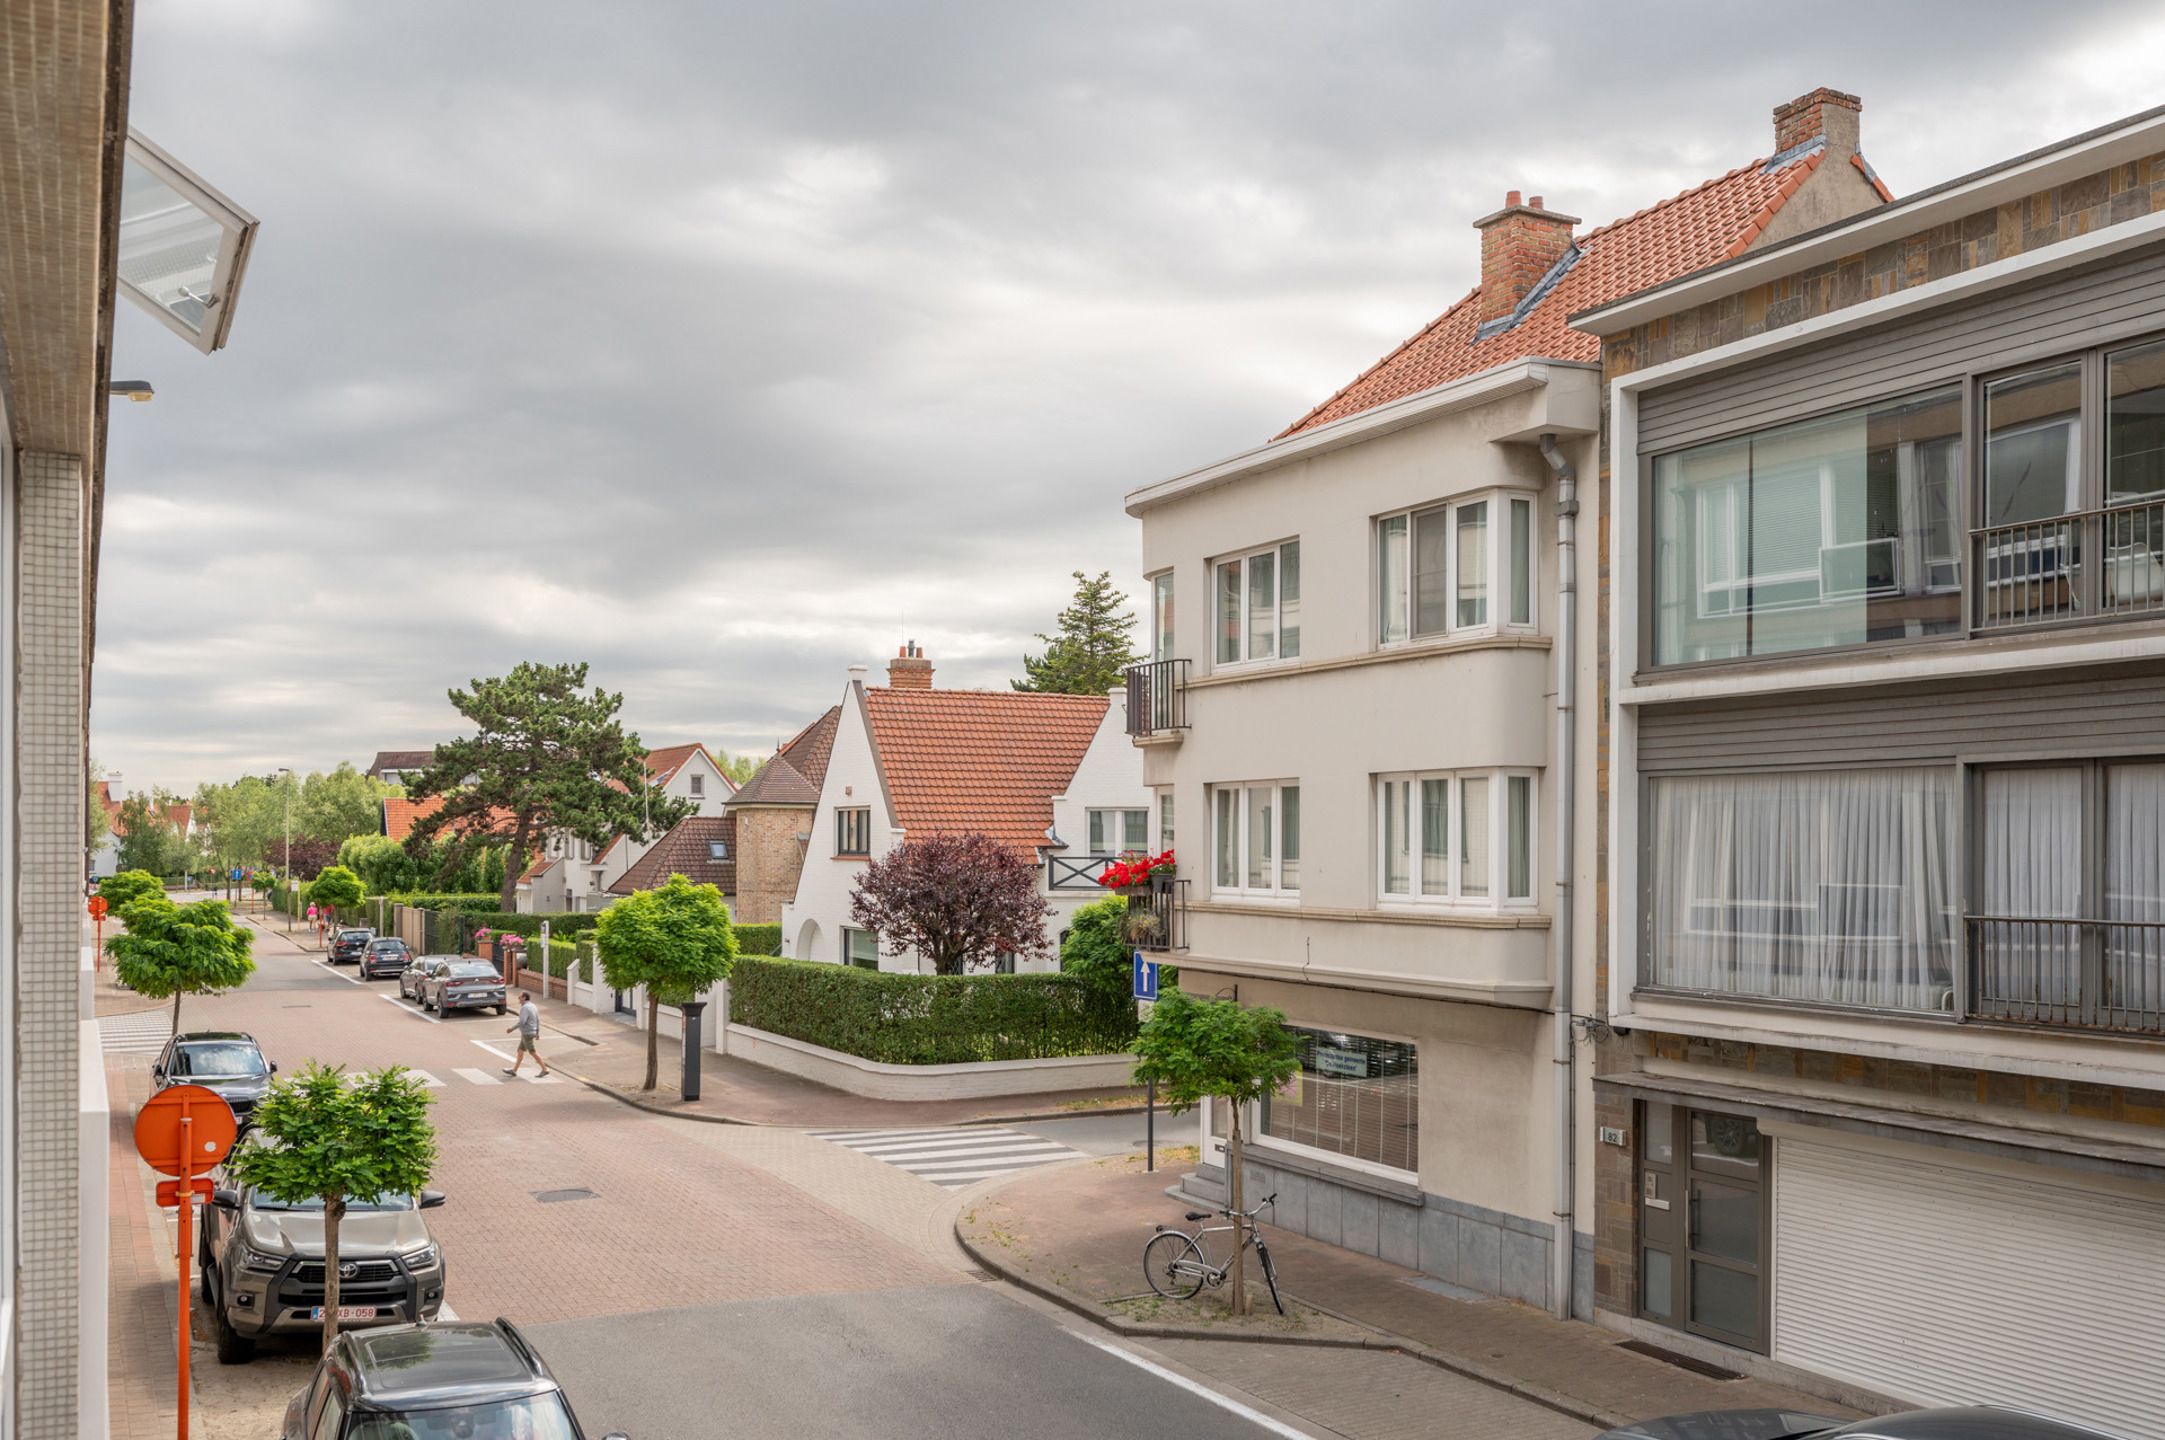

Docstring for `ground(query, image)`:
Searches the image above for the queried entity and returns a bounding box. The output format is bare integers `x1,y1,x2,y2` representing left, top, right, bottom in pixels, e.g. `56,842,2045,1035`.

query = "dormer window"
708,840,729,860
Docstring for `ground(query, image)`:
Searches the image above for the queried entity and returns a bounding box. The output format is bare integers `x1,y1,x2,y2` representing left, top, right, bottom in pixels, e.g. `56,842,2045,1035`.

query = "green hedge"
727,956,1137,1065
733,923,781,957
470,910,599,939
392,893,504,915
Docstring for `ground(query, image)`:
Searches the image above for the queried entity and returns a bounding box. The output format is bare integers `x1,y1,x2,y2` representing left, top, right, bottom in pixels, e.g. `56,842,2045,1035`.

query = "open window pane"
1216,560,1243,663
1510,497,1534,625
1378,516,1410,644
1279,542,1302,659
1248,551,1277,660
1420,778,1450,895
1460,775,1490,897
1456,501,1490,627
119,132,259,354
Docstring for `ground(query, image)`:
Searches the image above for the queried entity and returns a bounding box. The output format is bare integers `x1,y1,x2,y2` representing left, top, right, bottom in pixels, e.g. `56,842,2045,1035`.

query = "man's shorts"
517,1033,539,1054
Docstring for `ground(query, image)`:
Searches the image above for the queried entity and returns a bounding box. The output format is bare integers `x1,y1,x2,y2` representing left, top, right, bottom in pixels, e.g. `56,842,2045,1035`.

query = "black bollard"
680,1000,706,1101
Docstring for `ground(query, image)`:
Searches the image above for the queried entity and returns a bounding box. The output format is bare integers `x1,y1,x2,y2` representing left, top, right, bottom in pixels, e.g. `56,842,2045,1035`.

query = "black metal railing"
1973,499,2165,630
1966,914,2165,1036
1127,876,1189,954
1125,659,1190,737
1047,853,1124,891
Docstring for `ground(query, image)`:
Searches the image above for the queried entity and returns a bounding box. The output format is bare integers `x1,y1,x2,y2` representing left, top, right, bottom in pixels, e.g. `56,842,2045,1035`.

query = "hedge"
727,956,1137,1065
392,894,505,916
733,923,781,957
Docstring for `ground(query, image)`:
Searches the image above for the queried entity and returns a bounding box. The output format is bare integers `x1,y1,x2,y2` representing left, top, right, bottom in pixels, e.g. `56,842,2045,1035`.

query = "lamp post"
277,767,292,932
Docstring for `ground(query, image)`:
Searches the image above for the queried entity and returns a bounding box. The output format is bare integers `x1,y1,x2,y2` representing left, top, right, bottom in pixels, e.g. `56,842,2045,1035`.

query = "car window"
173,1043,266,1077
252,1190,415,1214
309,1386,344,1440
370,1393,578,1440
448,963,498,979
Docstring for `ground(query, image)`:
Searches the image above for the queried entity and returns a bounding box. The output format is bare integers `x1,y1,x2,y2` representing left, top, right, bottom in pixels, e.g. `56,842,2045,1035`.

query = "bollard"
680,1001,706,1101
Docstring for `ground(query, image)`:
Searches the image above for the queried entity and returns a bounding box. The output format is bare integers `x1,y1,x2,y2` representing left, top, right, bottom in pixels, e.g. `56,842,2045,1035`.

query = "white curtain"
1650,767,1956,1011
1978,767,2082,1011
2107,764,2165,1020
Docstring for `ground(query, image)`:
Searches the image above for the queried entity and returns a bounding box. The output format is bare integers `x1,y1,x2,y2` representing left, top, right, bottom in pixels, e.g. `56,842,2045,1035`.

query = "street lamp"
277,767,292,932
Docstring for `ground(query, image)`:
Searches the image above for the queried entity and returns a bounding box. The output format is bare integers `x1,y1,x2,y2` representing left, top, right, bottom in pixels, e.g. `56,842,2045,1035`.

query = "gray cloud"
99,0,2165,788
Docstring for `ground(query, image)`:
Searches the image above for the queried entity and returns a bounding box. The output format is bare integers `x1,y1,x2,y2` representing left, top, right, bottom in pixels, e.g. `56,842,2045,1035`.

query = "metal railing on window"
1965,914,2165,1037
1972,499,2165,631
1125,659,1190,737
1130,876,1188,955
1047,853,1122,891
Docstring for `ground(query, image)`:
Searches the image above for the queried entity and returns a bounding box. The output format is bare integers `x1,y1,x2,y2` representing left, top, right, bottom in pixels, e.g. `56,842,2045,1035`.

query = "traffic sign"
1132,949,1159,1002
87,895,107,920
133,1085,238,1177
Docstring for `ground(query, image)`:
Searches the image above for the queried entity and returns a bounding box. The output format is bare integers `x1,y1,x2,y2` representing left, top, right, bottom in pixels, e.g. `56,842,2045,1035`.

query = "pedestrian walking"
504,990,550,1077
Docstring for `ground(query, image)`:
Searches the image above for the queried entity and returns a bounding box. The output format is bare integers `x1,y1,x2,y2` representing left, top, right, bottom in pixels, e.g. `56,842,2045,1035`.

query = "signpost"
87,894,107,957
135,1085,238,1440
1133,949,1159,1171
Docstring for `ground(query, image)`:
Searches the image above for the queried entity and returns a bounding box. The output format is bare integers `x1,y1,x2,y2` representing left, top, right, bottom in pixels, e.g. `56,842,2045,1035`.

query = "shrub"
732,923,782,957
727,956,1137,1064
391,893,504,916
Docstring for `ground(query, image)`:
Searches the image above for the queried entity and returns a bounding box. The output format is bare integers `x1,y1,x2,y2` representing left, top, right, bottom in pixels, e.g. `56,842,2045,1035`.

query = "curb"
549,1066,1150,1131
951,1216,1630,1433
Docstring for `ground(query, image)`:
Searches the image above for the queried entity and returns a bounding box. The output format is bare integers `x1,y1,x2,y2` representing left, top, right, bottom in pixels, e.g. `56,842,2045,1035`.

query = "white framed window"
843,927,880,970
1158,790,1175,853
1202,1028,1419,1182
1089,807,1150,854
1214,540,1301,666
1211,781,1300,896
1150,571,1176,663
1376,769,1536,907
689,773,704,797
1376,490,1536,646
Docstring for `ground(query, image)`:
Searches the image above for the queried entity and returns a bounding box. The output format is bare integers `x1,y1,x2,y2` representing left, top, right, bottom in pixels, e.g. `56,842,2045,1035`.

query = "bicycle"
1143,1192,1283,1314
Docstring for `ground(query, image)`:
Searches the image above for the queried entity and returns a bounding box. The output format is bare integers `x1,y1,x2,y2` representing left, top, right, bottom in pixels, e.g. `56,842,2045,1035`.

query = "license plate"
310,1305,377,1321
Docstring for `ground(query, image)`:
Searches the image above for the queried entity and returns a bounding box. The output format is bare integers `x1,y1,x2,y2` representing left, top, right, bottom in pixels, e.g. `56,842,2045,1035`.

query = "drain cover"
532,1187,597,1204
1615,1339,1742,1380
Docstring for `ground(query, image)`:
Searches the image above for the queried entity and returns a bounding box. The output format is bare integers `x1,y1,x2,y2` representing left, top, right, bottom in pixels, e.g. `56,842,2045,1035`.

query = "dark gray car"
152,1032,275,1128
397,955,452,1002
279,1318,626,1439
1597,1406,2131,1439
420,958,507,1015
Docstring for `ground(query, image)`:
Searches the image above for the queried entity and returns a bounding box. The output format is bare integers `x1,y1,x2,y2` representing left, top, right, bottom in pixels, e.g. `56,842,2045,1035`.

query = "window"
118,131,261,354
1211,782,1299,895
1376,770,1534,906
1158,791,1175,852
1645,767,1956,1012
1257,1028,1417,1176
1652,386,1964,663
1088,808,1150,854
1377,491,1535,645
1214,541,1300,665
835,807,871,857
707,839,729,861
689,774,704,797
843,927,880,970
1151,571,1176,663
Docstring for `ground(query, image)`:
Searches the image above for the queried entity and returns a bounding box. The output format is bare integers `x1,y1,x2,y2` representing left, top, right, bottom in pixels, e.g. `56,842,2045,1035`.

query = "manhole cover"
532,1187,597,1204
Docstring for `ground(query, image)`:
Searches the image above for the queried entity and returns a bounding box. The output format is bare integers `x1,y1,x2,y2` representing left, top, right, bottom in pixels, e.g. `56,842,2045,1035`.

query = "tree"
715,749,760,787
594,873,740,1091
115,789,189,876
104,896,256,1033
1013,570,1140,695
1131,990,1300,1315
405,662,693,909
225,1064,437,1354
88,758,113,852
1059,895,1135,1005
296,762,391,846
270,835,339,880
337,834,411,894
310,865,365,918
97,868,166,913
194,773,291,877
847,831,1053,976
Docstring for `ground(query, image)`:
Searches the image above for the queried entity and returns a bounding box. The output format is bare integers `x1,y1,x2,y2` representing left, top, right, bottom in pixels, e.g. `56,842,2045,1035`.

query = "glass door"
1637,1104,1769,1352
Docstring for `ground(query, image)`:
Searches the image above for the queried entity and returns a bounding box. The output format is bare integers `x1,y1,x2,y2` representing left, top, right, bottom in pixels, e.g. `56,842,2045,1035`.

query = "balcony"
1046,853,1122,892
1973,499,2165,631
1125,659,1190,740
1966,915,2165,1037
1129,876,1188,955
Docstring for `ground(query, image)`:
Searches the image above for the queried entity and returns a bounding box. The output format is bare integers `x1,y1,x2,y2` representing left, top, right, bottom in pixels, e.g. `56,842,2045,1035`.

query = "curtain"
2107,764,2165,1020
1650,767,1956,1011
1978,767,2082,1010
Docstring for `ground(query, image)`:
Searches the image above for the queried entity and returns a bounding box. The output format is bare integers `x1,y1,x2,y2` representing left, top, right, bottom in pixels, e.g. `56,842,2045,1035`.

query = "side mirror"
150,1066,164,1081
417,1189,446,1209
268,1061,278,1073
211,1187,241,1210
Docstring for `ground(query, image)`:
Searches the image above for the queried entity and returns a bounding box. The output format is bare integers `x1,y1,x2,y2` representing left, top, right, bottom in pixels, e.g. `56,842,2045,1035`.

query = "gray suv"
199,1167,448,1363
280,1319,625,1439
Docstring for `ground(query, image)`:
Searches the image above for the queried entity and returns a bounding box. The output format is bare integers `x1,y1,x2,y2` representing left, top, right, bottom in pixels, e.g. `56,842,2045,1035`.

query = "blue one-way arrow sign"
1132,949,1159,1002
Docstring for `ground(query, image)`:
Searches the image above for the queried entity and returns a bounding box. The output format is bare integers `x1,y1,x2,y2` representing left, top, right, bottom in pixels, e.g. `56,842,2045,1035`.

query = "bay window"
1376,769,1534,907
1377,491,1535,646
1211,781,1299,896
1214,541,1301,665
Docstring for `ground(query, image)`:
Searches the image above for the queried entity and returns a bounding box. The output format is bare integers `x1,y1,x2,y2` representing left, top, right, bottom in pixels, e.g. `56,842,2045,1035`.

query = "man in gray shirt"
503,990,550,1077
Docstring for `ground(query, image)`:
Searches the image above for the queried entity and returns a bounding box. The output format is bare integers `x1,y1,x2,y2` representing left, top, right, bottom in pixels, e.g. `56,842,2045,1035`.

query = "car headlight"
402,1243,440,1270
240,1246,283,1274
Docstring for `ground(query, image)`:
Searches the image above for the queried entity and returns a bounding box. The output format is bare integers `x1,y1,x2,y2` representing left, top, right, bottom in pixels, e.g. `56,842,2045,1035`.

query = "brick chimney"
1473,191,1580,325
1774,87,1861,159
887,640,934,690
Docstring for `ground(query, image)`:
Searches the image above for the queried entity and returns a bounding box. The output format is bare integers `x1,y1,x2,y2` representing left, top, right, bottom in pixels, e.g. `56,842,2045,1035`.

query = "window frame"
1208,780,1301,898
1158,790,1175,853
1211,539,1302,670
1087,807,1150,854
1149,570,1176,664
1374,768,1538,910
1375,488,1538,649
834,806,872,858
842,926,880,971
1202,1021,1421,1184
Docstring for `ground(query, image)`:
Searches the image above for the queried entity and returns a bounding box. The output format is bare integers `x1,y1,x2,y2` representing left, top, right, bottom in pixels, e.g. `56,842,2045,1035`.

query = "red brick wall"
1478,193,1575,323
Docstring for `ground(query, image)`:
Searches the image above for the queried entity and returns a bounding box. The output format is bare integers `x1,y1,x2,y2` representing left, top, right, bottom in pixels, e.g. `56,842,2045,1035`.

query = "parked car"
1595,1406,2130,1439
420,958,508,1016
358,937,411,981
328,928,375,964
278,1318,624,1439
152,1031,275,1129
398,956,453,1002
199,1153,447,1364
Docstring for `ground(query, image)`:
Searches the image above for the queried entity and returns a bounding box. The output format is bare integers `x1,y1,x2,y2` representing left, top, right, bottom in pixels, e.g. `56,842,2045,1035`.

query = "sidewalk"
957,1158,1862,1432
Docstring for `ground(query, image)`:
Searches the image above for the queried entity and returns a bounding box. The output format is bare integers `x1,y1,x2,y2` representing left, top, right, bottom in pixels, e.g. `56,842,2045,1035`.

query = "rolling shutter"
1773,1131,2165,1439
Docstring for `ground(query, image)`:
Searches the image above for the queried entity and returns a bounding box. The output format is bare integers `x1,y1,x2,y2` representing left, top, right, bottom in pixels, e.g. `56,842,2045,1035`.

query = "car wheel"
496,1004,507,1016
212,1297,254,1366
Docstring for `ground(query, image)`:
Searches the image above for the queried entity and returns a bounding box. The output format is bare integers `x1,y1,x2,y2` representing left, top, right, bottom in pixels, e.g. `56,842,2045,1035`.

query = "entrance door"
1637,1104,1769,1352
613,988,635,1016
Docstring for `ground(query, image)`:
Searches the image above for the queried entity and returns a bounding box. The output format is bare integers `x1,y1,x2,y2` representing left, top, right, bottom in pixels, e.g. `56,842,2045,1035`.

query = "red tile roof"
860,689,1108,854
382,794,516,844
726,753,820,808
644,742,729,790
607,815,737,896
779,706,840,791
1278,146,1856,437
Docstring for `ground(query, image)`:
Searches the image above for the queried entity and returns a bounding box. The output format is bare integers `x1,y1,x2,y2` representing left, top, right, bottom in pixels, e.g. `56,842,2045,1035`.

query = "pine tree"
1013,571,1139,694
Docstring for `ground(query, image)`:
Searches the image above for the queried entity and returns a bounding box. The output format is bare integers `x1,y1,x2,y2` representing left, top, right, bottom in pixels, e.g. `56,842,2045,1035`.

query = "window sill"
1190,632,1550,691
1198,897,1550,930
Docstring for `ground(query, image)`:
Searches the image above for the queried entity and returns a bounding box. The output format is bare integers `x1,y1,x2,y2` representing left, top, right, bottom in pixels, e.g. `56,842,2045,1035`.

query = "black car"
328,928,375,965
152,1032,275,1127
279,1318,625,1440
1597,1406,2131,1439
359,937,411,980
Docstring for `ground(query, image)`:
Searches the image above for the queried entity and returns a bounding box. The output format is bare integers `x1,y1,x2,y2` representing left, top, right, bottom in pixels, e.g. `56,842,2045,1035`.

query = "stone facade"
729,805,810,926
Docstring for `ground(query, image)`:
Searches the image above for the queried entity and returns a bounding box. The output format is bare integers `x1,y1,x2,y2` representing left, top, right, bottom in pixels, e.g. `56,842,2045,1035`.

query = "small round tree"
847,832,1053,976
595,873,740,1092
227,1064,437,1354
97,868,165,912
309,864,364,919
105,896,256,1033
1131,989,1300,1315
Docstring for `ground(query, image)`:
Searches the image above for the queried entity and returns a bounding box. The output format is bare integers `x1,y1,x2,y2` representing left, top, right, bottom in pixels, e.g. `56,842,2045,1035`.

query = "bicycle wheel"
1256,1241,1285,1315
1143,1231,1207,1300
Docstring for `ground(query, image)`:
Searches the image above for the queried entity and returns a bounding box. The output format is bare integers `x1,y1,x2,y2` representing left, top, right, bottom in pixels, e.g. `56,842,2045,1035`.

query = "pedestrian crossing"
98,1010,172,1055
808,1127,1086,1188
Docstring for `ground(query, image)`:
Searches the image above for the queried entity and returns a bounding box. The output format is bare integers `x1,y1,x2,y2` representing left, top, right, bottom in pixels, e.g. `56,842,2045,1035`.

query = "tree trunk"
171,988,183,1037
1226,1101,1248,1317
643,991,660,1092
320,1194,346,1353
499,812,532,912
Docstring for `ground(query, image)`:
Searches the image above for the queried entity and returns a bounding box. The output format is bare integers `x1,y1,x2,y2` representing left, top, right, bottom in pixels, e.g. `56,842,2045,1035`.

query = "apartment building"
1125,91,1886,1317
1576,103,2165,1434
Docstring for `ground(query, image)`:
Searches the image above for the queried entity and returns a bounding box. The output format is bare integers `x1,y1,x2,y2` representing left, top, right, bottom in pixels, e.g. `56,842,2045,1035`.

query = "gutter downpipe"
1539,432,1577,1321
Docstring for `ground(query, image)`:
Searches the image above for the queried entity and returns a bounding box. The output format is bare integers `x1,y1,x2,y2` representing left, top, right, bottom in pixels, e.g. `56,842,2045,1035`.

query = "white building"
781,645,1148,972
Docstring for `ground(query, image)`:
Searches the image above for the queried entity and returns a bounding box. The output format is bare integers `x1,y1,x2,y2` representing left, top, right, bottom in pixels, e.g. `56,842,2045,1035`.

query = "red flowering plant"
1096,850,1175,890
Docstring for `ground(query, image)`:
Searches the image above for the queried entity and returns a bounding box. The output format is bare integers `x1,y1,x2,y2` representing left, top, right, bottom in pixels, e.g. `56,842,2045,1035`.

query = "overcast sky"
96,0,2165,793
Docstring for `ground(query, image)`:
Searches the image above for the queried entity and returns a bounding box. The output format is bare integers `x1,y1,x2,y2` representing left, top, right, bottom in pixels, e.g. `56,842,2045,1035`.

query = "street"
107,915,1593,1440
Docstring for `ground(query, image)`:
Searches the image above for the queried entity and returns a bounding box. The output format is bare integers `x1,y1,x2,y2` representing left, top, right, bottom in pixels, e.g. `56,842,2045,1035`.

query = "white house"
515,743,734,913
781,644,1149,972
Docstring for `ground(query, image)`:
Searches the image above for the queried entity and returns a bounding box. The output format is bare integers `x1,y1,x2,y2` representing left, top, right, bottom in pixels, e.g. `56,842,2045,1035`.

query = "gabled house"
605,814,737,903
1124,89,1888,1318
781,645,1148,971
364,749,434,787
91,781,195,878
723,705,840,925
514,743,735,913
